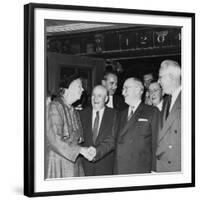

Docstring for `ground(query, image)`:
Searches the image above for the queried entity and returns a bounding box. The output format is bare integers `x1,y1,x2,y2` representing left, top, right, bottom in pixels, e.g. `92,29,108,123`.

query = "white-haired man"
114,77,160,174
80,85,117,176
156,59,181,172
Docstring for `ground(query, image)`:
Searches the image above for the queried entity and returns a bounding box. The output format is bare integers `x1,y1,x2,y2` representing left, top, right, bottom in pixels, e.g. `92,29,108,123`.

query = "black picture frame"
24,3,195,197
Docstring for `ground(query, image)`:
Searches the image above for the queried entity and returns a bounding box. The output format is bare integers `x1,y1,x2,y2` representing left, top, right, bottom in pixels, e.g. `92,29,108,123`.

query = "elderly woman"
46,74,89,179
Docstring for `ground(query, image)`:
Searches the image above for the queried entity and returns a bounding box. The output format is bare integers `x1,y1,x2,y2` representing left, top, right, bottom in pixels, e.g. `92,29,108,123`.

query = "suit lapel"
86,107,94,144
119,103,144,138
113,95,116,108
158,92,181,141
170,92,181,114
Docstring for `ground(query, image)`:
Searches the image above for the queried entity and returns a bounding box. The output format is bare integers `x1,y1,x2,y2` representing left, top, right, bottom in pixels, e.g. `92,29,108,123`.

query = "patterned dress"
46,97,84,179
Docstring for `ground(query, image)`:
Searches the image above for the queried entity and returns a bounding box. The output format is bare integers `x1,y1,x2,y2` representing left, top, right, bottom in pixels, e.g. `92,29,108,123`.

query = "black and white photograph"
45,20,181,178
24,3,195,197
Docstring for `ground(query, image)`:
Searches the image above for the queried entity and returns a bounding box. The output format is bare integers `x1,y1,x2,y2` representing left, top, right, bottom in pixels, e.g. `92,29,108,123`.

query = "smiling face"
149,82,162,106
91,86,108,110
102,73,118,95
122,78,143,106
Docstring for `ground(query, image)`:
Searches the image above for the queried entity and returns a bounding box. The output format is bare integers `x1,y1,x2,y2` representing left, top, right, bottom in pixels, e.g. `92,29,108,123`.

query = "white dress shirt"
92,107,105,133
106,95,114,108
128,100,141,117
156,100,163,112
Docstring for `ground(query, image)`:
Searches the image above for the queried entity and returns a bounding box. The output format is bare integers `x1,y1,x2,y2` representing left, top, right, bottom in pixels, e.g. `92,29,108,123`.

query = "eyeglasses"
149,89,161,94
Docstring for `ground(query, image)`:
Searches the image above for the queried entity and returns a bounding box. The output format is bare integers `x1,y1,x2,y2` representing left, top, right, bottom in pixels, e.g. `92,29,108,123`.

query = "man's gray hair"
160,60,181,79
128,77,144,93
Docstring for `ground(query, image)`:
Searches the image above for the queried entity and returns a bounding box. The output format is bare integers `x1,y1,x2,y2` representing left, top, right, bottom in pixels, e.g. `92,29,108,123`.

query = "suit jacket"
80,106,118,176
156,92,181,172
114,103,160,174
108,94,127,111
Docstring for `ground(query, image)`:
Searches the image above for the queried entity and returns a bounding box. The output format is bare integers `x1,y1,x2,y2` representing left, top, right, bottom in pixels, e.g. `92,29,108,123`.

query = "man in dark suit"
142,72,154,105
114,77,160,174
102,71,127,111
80,85,117,176
156,60,181,172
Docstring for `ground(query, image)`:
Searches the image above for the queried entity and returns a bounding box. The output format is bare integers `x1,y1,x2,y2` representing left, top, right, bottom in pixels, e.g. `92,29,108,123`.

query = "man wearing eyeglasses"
80,85,118,176
114,77,160,174
148,81,164,111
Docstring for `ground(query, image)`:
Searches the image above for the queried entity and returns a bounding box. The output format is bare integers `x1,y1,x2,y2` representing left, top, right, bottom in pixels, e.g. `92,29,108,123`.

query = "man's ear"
62,88,68,97
102,80,106,86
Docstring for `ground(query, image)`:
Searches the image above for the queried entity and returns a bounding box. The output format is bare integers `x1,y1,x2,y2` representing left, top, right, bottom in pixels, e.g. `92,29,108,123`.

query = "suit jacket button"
174,130,177,134
168,161,171,164
168,145,172,149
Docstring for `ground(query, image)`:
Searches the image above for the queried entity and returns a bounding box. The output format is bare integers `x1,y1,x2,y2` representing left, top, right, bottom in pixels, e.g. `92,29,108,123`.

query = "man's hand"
87,146,96,161
80,146,96,161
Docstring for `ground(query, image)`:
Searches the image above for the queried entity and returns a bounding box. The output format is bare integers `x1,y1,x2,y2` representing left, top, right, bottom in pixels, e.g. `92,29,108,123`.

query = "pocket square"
138,118,148,121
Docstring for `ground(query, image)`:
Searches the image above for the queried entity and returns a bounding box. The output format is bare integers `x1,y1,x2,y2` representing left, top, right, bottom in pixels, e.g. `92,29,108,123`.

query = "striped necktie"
93,111,99,143
127,107,134,121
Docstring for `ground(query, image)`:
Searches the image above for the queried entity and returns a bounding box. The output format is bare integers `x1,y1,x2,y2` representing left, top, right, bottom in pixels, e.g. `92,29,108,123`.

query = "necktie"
127,107,134,121
165,95,172,119
93,111,99,143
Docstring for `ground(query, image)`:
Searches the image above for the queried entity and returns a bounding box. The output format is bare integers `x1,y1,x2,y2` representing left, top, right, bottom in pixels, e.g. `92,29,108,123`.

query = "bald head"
149,81,163,106
92,85,108,110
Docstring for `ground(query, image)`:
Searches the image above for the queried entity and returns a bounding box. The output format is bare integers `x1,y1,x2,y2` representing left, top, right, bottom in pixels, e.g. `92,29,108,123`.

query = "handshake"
80,146,96,161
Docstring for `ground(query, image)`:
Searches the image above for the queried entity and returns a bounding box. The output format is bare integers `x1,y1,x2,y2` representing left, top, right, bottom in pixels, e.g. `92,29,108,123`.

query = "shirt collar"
128,100,141,113
93,107,105,114
156,100,163,111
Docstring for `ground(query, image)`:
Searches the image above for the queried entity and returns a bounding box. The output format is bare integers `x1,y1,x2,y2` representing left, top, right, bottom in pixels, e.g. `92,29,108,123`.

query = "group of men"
79,59,181,176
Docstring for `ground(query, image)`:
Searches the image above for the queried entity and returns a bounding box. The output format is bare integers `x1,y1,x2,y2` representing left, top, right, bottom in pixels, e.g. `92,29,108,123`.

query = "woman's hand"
80,147,96,161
